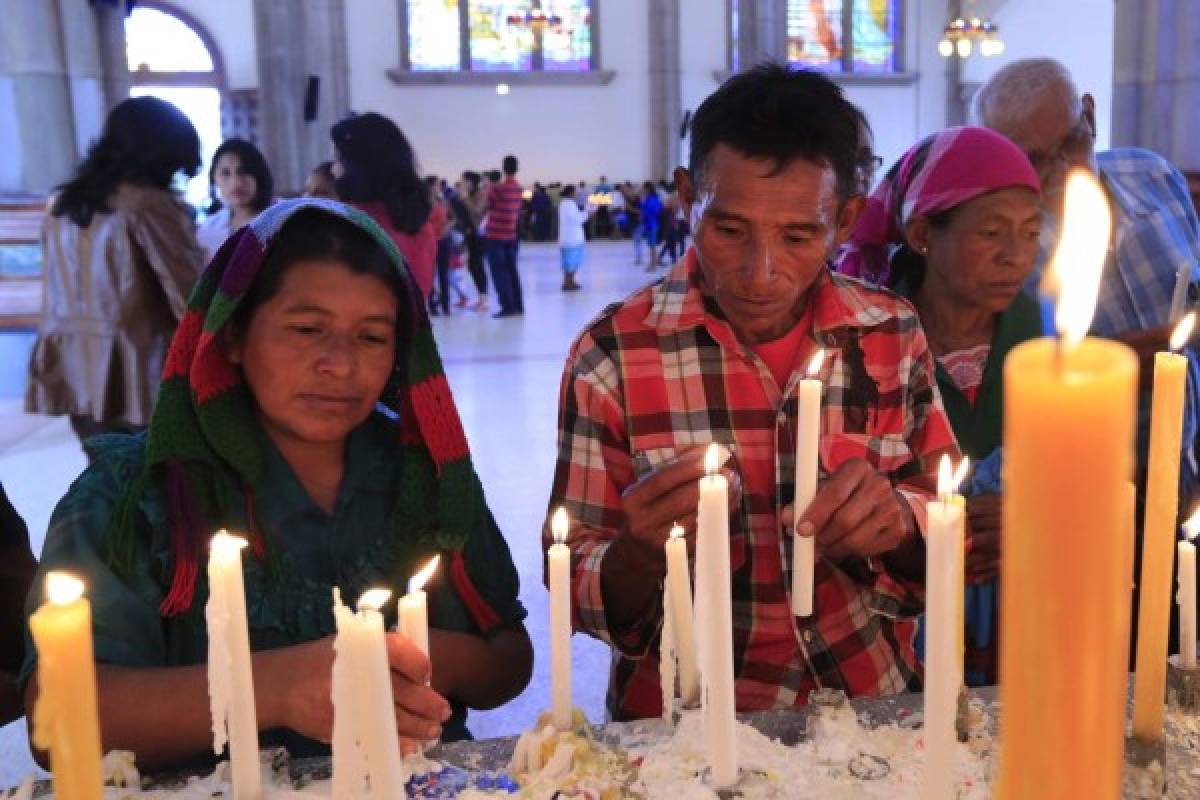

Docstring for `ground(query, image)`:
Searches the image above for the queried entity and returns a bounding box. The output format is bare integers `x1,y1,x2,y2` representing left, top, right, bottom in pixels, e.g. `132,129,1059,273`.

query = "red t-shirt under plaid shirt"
547,250,959,721
484,177,523,241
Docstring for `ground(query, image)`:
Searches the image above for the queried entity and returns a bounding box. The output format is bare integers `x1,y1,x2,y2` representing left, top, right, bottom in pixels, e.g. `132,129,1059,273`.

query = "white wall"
161,0,1117,183
162,0,258,89
347,0,652,184
961,0,1116,150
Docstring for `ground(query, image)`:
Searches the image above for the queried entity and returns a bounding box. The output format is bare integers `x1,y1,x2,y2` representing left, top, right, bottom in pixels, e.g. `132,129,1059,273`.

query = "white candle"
659,577,677,723
205,532,262,800
793,349,824,617
548,509,574,731
399,556,440,665
332,588,407,800
1179,511,1200,668
923,456,967,800
696,442,738,789
665,523,700,706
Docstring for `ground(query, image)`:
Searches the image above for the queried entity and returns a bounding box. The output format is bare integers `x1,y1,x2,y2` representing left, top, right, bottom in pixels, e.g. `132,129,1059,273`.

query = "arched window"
124,4,225,207
786,0,902,74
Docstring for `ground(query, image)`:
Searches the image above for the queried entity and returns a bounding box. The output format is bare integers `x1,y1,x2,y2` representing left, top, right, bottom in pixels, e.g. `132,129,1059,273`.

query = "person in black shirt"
1,483,36,724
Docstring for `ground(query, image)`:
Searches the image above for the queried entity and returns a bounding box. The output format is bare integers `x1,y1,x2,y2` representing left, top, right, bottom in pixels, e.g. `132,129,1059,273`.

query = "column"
734,0,787,73
648,0,682,180
253,0,351,194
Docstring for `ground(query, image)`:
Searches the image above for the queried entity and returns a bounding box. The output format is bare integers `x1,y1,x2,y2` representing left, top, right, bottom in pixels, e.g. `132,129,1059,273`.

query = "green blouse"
21,413,525,757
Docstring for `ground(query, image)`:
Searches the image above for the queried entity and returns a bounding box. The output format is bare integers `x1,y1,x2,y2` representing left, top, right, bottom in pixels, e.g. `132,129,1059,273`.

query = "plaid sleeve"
546,333,661,657
872,315,960,617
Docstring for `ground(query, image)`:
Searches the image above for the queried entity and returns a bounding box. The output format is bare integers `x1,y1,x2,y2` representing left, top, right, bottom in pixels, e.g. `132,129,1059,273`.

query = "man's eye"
715,225,740,236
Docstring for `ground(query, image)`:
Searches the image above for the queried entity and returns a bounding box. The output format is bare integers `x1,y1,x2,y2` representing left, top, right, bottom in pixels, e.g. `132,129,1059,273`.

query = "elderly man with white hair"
974,56,1200,654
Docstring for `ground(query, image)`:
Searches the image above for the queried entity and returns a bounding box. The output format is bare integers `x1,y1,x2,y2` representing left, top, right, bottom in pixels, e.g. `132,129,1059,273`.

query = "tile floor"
0,239,664,787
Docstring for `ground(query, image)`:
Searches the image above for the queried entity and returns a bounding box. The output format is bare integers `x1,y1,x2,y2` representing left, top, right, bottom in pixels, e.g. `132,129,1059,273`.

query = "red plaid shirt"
547,250,958,721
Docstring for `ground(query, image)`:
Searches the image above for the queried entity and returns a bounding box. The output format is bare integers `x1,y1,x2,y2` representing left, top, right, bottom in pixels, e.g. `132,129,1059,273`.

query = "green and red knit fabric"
105,198,501,633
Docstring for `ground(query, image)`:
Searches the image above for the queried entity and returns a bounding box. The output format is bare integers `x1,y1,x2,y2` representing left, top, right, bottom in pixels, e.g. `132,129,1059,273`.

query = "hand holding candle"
548,509,574,731
29,572,104,800
793,348,824,617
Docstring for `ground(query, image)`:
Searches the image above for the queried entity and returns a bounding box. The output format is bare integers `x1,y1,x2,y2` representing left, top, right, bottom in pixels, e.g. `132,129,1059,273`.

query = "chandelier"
938,15,1005,59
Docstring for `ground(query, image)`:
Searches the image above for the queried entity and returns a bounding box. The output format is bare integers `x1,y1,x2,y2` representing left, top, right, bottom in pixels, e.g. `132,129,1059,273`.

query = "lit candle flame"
409,554,441,595
1047,169,1112,349
669,522,685,540
1184,507,1200,543
937,455,969,503
45,572,84,606
210,529,248,554
806,349,826,378
551,507,569,546
1171,312,1196,353
357,588,392,612
704,442,721,476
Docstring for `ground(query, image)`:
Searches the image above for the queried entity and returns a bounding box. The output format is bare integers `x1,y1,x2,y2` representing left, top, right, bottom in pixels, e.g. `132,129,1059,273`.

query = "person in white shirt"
197,138,274,263
558,184,590,291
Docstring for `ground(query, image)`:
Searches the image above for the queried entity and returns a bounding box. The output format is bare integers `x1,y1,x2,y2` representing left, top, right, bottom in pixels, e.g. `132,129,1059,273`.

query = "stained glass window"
405,0,594,73
785,0,900,74
407,0,462,71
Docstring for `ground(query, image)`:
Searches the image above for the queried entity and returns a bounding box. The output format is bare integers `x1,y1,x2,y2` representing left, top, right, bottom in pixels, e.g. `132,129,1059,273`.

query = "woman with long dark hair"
26,95,206,455
330,113,436,298
197,138,274,262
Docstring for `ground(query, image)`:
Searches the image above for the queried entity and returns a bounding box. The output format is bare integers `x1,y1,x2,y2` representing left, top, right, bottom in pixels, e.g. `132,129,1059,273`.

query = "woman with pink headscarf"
836,126,1042,686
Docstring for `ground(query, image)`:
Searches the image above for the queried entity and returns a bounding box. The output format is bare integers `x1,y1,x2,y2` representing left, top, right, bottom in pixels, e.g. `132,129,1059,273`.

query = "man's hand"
965,493,1002,584
783,459,914,561
614,446,743,572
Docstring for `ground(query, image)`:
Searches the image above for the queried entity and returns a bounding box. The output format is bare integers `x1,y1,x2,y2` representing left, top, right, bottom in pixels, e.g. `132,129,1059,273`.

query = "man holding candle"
20,201,532,771
546,65,958,721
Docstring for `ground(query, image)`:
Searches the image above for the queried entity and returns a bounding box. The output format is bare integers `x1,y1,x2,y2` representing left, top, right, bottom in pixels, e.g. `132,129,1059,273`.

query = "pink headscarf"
836,126,1041,286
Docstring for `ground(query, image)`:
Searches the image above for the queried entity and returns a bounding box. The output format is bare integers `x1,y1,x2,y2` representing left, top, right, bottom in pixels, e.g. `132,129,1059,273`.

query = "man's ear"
674,166,694,220
834,194,868,247
1082,93,1097,138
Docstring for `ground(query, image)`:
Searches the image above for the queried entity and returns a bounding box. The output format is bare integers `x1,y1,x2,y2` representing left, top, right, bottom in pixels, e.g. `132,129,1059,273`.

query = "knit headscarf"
836,126,1041,286
105,198,502,632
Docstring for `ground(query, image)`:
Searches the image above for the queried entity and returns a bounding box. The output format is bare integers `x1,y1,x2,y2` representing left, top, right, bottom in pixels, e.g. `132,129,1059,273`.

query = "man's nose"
743,239,775,288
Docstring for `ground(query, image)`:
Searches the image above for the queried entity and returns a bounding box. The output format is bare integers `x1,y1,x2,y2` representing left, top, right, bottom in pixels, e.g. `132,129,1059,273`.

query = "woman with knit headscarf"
837,126,1042,686
20,199,531,771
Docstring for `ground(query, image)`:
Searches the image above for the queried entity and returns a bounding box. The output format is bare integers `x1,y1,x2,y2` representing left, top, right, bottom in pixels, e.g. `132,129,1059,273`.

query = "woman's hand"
965,493,1002,583
270,634,450,753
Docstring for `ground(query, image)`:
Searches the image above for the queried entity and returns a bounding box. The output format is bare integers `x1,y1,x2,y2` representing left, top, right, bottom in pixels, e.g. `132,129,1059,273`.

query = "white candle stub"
665,522,700,706
1180,509,1200,669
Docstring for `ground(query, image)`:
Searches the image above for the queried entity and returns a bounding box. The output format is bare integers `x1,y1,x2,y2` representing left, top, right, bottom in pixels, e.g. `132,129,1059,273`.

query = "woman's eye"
290,325,321,336
360,333,389,345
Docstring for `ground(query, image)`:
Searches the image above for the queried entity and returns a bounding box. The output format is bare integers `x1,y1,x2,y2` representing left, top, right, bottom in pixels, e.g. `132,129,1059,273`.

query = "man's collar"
644,247,889,340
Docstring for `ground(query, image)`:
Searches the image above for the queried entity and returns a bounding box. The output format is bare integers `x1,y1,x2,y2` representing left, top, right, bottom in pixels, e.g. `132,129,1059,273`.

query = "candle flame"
357,588,392,612
704,442,721,476
937,455,968,502
1171,312,1196,353
1047,169,1111,349
551,507,569,545
45,572,84,606
1184,507,1200,542
669,522,685,540
806,349,826,378
209,529,248,554
409,554,441,594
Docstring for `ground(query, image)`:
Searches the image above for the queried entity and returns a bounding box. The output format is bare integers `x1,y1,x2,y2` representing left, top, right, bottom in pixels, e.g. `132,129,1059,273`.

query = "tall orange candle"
28,572,104,800
997,170,1137,800
1131,312,1195,740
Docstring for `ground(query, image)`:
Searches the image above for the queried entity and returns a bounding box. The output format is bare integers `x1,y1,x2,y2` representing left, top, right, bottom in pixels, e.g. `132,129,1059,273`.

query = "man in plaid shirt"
546,65,959,721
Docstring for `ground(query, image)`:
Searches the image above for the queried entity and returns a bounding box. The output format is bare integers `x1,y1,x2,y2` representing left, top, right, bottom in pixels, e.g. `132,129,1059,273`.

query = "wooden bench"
0,202,45,330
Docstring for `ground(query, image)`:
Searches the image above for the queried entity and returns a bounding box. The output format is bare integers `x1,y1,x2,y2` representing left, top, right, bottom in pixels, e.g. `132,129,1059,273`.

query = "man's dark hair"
687,63,862,203
561,184,576,198
503,155,519,175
